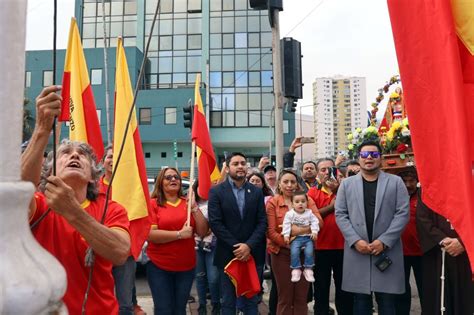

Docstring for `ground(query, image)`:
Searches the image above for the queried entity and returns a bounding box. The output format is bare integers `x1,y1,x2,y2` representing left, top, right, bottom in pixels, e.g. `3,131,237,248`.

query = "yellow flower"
366,126,377,134
356,127,362,133
347,133,353,141
348,144,354,150
392,121,402,131
402,117,409,127
386,130,394,141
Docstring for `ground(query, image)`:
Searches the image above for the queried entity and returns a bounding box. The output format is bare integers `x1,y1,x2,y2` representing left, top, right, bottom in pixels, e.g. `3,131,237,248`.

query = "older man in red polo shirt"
308,157,353,315
22,86,130,314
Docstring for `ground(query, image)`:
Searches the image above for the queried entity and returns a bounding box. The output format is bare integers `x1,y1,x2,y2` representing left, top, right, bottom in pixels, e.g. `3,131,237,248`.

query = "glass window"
170,35,184,50
188,0,202,12
248,94,261,110
236,93,248,110
222,94,235,110
123,21,136,36
43,70,53,87
248,54,261,70
25,71,31,87
222,72,233,87
110,22,123,37
83,39,95,48
210,17,221,33
283,120,289,133
165,107,177,124
209,34,221,49
91,69,102,85
261,32,272,47
248,16,259,32
97,2,110,16
235,111,248,127
261,71,273,86
83,23,95,38
139,108,152,125
248,71,260,86
173,56,186,72
210,55,221,71
235,33,247,48
124,1,137,15
260,15,271,32
173,73,186,84
210,72,222,87
159,74,172,84
83,3,96,17
222,17,234,33
187,56,201,72
188,73,199,84
235,16,247,32
160,0,173,13
262,110,271,126
188,34,201,49
210,0,222,11
235,54,247,71
222,55,234,71
188,18,201,34
235,0,247,10
261,54,273,70
174,0,187,12
159,36,172,50
249,111,261,126
211,111,222,127
248,33,260,47
173,19,187,34
222,33,234,48
262,93,273,110
223,111,235,126
222,0,234,11
159,20,172,35
235,72,247,87
111,2,123,15
159,57,172,73
211,94,222,110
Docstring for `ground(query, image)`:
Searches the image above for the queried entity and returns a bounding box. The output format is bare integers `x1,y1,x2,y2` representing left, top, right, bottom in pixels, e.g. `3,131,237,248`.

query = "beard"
229,172,246,181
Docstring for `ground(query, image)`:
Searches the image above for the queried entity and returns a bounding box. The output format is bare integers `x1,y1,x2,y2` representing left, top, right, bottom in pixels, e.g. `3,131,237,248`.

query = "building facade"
312,76,366,157
25,0,295,176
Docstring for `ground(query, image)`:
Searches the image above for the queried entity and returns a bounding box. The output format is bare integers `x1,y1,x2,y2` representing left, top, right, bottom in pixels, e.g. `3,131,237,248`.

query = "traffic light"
249,0,267,9
249,0,283,27
285,100,297,113
281,37,303,100
183,102,193,129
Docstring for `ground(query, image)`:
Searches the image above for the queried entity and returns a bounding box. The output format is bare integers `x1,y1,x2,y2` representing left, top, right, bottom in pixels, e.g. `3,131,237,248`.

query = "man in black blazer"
208,152,268,315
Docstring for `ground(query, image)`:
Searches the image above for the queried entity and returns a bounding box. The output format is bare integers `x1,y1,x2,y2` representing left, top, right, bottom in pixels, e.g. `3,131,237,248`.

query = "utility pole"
271,10,284,171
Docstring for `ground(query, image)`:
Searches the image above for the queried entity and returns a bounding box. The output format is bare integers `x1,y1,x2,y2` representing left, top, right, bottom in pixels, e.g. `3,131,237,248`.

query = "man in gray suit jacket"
335,140,409,314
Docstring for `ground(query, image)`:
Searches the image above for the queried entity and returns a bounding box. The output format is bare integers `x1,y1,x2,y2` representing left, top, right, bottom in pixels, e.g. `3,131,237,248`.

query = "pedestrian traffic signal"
285,101,297,113
281,37,303,100
183,104,193,129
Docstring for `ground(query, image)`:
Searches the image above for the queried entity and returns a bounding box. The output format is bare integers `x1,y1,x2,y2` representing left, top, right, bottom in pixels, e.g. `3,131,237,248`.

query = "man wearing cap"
263,165,278,193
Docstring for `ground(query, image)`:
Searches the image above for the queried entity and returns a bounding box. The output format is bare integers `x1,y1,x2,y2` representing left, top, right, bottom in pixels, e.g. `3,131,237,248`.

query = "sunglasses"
359,151,381,159
164,174,180,181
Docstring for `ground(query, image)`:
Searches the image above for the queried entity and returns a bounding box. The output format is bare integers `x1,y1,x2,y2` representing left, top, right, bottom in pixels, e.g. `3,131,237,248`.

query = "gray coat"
335,171,409,294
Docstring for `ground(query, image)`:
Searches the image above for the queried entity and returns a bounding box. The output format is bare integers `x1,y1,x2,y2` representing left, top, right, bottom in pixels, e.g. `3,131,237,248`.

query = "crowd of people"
22,86,474,315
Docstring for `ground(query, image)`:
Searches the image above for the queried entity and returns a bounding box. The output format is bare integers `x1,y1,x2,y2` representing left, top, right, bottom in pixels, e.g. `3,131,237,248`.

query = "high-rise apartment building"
25,0,295,174
312,76,366,157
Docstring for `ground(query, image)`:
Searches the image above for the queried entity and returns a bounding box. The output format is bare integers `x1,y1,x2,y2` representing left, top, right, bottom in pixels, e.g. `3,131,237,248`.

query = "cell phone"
300,137,315,144
223,151,229,160
329,166,338,181
374,252,392,272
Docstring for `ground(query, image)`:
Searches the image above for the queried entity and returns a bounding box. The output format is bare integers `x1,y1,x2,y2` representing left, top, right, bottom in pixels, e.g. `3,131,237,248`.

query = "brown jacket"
266,194,323,254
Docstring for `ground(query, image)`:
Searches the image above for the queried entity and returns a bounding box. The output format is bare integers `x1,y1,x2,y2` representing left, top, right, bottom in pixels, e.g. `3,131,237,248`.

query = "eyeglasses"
359,151,381,159
164,174,180,181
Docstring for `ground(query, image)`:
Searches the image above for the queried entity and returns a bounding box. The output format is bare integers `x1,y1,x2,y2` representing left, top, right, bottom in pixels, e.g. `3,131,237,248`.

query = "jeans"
290,235,314,268
354,292,396,315
195,246,220,306
112,256,136,315
220,264,263,315
146,261,195,315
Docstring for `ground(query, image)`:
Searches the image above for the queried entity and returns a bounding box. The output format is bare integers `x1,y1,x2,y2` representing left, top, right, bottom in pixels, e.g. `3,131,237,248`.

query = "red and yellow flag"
113,38,151,259
60,18,104,160
191,74,221,200
388,0,474,273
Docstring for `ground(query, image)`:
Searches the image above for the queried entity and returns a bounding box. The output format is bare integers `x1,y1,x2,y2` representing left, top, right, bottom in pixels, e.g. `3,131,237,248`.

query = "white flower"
353,131,360,139
401,129,411,137
352,139,357,144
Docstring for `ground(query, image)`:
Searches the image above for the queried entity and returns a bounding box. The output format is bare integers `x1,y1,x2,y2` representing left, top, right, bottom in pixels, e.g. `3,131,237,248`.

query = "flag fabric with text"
191,74,221,200
388,0,474,272
113,38,151,260
60,18,104,160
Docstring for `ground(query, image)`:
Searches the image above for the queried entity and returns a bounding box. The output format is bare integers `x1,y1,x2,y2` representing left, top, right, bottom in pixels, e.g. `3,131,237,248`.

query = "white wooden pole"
187,140,196,227
440,248,446,315
0,1,67,313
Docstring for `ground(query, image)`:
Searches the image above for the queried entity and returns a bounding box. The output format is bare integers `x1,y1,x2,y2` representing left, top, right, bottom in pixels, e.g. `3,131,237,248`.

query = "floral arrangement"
369,75,401,126
381,117,411,153
346,126,380,158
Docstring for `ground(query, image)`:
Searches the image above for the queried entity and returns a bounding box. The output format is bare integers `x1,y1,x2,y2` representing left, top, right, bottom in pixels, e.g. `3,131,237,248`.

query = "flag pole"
440,248,446,315
101,0,112,145
187,139,196,227
52,0,58,175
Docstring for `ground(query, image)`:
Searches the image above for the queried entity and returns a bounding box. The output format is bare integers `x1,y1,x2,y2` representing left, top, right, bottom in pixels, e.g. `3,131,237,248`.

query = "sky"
25,0,399,116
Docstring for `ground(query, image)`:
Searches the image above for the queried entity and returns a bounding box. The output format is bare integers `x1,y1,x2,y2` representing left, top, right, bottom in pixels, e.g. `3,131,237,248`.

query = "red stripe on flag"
59,71,71,122
82,85,104,160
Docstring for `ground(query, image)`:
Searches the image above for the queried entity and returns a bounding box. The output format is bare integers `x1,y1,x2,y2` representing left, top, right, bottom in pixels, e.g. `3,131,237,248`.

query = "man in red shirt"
395,169,423,315
22,86,131,314
308,158,353,315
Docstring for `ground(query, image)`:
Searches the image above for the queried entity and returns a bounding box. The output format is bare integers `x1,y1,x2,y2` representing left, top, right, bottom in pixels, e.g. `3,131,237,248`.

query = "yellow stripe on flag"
112,38,148,220
451,0,474,55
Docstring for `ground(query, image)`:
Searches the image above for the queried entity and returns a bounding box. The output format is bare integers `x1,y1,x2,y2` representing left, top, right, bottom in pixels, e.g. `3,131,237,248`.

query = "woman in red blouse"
146,168,208,314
